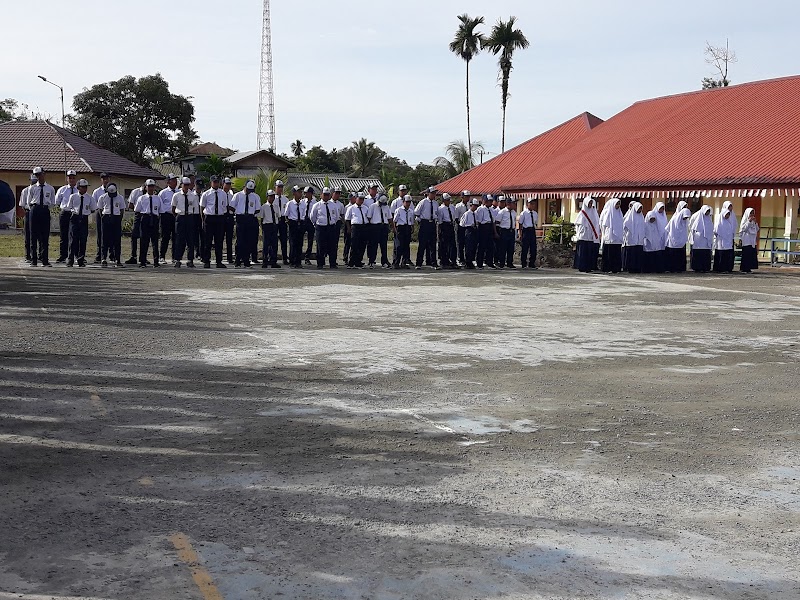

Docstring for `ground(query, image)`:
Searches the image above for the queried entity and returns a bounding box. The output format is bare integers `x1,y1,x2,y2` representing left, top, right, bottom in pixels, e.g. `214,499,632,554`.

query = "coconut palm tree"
449,14,486,160
483,17,530,153
232,168,279,196
434,140,486,179
350,138,384,178
291,139,305,157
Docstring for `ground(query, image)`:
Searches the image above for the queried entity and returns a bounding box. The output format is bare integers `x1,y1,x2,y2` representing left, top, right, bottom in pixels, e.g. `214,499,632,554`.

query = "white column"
785,194,798,238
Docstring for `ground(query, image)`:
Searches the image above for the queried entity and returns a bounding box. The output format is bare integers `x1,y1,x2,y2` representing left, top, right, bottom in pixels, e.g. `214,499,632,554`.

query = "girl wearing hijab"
713,208,736,272
642,210,664,272
599,198,624,273
622,201,645,273
689,205,713,272
739,208,759,273
664,207,692,272
653,202,669,270
574,197,600,272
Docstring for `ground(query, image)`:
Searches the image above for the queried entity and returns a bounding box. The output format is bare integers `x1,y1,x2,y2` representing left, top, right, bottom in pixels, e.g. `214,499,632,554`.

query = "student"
642,210,664,273
134,179,161,268
459,198,481,269
496,196,516,268
653,201,669,269
739,208,760,273
392,195,415,269
713,208,736,273
689,205,713,273
258,189,281,268
517,198,538,269
453,191,470,266
621,202,645,273
309,187,337,269
171,177,200,268
574,197,600,273
230,180,261,268
664,207,691,272
436,193,459,269
97,183,127,267
347,193,369,268
599,198,623,273
367,194,392,268
66,179,96,267
55,169,78,262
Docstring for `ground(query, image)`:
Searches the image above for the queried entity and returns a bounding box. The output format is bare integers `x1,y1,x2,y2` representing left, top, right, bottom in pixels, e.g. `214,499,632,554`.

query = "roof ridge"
631,73,800,107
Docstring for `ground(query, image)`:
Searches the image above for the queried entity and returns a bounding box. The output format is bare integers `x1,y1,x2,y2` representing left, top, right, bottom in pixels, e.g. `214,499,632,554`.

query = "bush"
543,217,575,247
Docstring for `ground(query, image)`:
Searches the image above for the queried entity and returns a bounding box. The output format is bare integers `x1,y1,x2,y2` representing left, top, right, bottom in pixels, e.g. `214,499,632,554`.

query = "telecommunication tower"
257,0,276,151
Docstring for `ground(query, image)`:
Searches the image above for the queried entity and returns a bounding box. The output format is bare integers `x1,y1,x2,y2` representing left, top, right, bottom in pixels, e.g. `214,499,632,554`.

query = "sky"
3,0,800,166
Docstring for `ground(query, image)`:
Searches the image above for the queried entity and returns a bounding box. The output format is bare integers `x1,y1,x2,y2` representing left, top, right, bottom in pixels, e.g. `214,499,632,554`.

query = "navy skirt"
622,245,643,273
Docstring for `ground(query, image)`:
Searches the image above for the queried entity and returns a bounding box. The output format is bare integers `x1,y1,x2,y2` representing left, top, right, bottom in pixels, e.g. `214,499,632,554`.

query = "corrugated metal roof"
0,120,163,179
436,112,603,195
286,172,384,193
507,75,800,192
227,149,295,170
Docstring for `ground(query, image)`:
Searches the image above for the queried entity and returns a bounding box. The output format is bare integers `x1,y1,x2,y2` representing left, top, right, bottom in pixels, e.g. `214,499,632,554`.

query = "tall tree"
350,138,385,178
196,154,233,179
702,39,737,89
291,139,305,157
434,140,486,179
69,73,197,166
449,14,486,160
483,17,530,153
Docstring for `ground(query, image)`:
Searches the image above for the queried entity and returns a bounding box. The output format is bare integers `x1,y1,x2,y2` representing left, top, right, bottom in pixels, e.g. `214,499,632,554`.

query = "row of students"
574,198,760,274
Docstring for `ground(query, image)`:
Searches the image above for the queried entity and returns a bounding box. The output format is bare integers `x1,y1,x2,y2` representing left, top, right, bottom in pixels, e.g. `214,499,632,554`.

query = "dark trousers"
343,223,352,264
438,223,457,266
193,215,203,260
690,247,712,273
58,210,71,259
477,223,495,267
288,219,303,266
416,220,437,266
349,224,368,266
262,222,279,265
520,228,537,267
457,225,466,264
23,209,31,260
204,215,224,265
235,215,256,266
499,228,515,266
160,212,175,260
174,215,196,263
101,214,123,262
332,221,342,265
369,223,390,266
278,218,289,261
665,246,687,272
713,248,734,273
303,219,315,259
94,210,103,261
394,225,412,266
138,214,159,265
601,243,622,273
315,224,336,267
740,245,758,272
68,214,88,263
465,227,478,266
575,240,599,272
622,245,643,273
29,204,51,265
130,213,142,259
224,213,235,262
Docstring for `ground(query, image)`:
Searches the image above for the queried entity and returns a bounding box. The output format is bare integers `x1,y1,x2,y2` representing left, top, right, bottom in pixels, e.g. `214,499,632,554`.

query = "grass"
0,231,60,258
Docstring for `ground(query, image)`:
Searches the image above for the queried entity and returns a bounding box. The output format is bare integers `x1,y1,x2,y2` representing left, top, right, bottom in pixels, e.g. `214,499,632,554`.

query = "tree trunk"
466,60,472,163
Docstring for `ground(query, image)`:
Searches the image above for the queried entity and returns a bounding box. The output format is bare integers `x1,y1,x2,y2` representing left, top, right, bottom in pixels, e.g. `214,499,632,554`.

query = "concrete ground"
0,258,798,600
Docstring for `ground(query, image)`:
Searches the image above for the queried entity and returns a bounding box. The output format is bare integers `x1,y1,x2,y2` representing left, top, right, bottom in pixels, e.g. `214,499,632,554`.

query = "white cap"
167,173,177,180
77,178,89,187
398,184,408,191
66,169,77,177
267,189,276,196
527,197,535,203
107,184,118,193
442,193,451,200
145,179,156,186
223,177,232,184
245,180,256,190
498,195,506,202
29,174,37,181
403,194,413,202
32,167,44,175
303,186,314,193
357,192,365,199
275,180,284,187
470,198,481,206
322,187,331,194
181,176,192,185
461,190,470,196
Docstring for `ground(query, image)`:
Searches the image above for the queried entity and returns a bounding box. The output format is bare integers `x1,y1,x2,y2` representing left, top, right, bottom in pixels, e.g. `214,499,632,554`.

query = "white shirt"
475,205,494,225
301,198,315,220
437,204,457,224
348,203,369,225
230,191,261,216
390,196,413,213
284,199,303,220
259,199,281,224
363,194,377,208
19,185,31,210
328,200,344,222
56,184,78,210
414,197,438,221
393,206,415,226
453,201,469,222
498,208,516,229
200,188,229,216
367,202,391,225
309,199,337,226
92,185,107,203
459,209,479,228
134,193,161,215
518,209,538,229
171,190,200,215
67,192,97,216
128,187,144,208
28,182,56,206
159,187,177,215
274,194,289,218
97,193,127,216
343,202,357,220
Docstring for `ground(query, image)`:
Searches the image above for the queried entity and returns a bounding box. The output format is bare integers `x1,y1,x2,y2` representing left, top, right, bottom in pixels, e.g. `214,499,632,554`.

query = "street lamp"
37,75,67,175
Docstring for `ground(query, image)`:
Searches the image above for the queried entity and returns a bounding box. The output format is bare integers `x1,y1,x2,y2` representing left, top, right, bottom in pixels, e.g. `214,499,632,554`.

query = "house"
284,173,384,193
226,150,295,177
166,142,235,176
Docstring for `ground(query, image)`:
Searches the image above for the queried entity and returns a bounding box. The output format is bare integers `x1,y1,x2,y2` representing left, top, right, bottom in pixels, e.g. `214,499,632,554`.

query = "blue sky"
3,0,799,165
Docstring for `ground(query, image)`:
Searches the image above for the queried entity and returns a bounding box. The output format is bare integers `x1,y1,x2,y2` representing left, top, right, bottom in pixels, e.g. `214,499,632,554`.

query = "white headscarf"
665,207,692,248
622,202,645,246
599,198,624,244
739,207,756,233
714,208,736,250
654,202,668,244
643,210,663,252
715,201,737,230
575,197,600,242
689,205,713,247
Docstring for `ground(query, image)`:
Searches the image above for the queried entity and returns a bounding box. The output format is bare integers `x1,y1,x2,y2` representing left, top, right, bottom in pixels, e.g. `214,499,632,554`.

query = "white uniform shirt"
414,198,438,221
200,188,229,216
309,199,337,226
367,202,391,225
348,203,369,225
128,187,144,208
301,198,315,220
92,185,108,204
393,206,415,226
328,200,344,223
159,187,177,215
19,185,31,210
134,193,161,215
259,199,281,224
475,206,494,225
518,209,538,229
274,195,289,219
453,201,469,224
171,190,200,215
460,209,479,228
363,194,377,208
27,183,56,206
230,191,261,216
67,192,97,216
498,207,516,229
284,199,303,221
56,184,77,210
97,193,127,216
437,204,457,225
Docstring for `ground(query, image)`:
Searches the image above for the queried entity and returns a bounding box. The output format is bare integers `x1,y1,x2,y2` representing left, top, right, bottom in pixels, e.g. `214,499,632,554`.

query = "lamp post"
37,75,67,175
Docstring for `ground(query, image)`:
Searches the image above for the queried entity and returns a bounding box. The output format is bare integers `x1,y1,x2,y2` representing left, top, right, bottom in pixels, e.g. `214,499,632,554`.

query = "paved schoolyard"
1,259,798,599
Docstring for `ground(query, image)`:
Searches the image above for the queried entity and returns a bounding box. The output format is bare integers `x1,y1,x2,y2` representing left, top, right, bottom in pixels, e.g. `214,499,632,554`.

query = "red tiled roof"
0,120,163,179
436,112,603,195
506,75,800,192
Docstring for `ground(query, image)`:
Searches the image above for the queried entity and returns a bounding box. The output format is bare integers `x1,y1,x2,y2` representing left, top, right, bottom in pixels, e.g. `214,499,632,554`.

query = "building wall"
233,156,289,177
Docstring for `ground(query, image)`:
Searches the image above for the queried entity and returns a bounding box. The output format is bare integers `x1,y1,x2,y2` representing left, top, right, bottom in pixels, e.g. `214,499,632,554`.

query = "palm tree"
483,17,530,153
232,168,279,196
196,154,233,179
291,139,305,157
449,14,486,160
350,138,384,178
434,139,485,179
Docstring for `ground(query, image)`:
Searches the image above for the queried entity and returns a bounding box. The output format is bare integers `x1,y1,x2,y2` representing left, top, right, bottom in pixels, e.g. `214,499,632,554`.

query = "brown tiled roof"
188,142,235,157
0,120,163,179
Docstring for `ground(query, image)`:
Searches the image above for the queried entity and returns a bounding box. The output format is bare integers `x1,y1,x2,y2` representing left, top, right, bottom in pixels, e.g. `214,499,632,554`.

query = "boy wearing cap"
309,187,337,269
19,174,37,262
274,180,290,264
346,193,369,268
92,173,111,263
259,189,281,268
28,168,56,267
364,183,379,208
283,186,304,267
390,185,410,266
159,174,178,263
459,199,481,269
200,176,228,268
125,181,148,264
329,187,344,266
134,180,161,267
414,187,440,270
301,187,316,264
437,193,459,269
454,191,470,266
230,180,261,268
222,177,236,264
476,195,499,269
392,195,415,269
171,177,200,267
97,183,127,266
497,196,516,268
56,170,78,262
66,179,97,267
518,198,539,269
192,178,205,261
367,194,392,268
343,193,357,264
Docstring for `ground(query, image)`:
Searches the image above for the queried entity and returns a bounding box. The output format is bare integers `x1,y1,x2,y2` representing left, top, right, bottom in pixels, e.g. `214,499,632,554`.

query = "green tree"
232,168,279,196
291,139,305,157
69,73,197,166
449,14,486,160
197,154,233,179
295,145,340,173
434,139,485,179
350,138,385,177
0,98,52,122
483,17,530,153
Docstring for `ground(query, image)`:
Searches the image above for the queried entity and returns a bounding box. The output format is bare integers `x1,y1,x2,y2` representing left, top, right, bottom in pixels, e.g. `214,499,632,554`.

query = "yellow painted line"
169,533,224,600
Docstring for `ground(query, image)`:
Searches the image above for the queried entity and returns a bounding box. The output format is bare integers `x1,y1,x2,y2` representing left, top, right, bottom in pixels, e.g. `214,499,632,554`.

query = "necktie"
358,206,364,223
79,195,84,215
214,191,219,215
149,195,153,215
244,191,250,214
429,200,434,220
447,206,453,224
185,193,189,215
270,203,276,223
380,205,385,224
69,187,74,207
325,202,331,225
39,184,44,205
489,209,494,224
404,208,409,224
